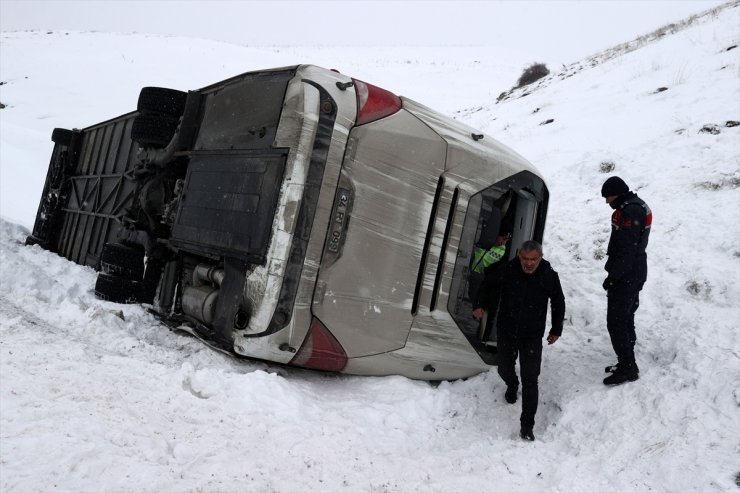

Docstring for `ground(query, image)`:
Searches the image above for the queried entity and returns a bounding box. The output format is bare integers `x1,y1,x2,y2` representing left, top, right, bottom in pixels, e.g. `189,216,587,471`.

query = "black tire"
131,113,179,148
94,272,142,304
25,235,49,249
99,243,145,280
137,87,187,116
51,128,74,146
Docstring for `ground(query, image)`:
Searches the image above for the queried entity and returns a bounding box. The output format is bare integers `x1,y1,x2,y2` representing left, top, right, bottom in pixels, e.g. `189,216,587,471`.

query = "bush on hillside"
516,63,550,88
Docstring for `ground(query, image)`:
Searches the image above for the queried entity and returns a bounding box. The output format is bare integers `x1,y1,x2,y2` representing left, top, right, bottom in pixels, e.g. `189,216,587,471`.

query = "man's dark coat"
605,191,652,289
480,257,565,338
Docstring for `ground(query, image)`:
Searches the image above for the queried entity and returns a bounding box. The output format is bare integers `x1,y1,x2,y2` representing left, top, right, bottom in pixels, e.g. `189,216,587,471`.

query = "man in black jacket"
601,176,652,386
474,240,565,441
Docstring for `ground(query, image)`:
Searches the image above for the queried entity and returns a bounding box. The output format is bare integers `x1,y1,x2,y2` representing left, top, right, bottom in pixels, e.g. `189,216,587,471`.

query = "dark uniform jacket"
480,258,566,338
605,192,652,289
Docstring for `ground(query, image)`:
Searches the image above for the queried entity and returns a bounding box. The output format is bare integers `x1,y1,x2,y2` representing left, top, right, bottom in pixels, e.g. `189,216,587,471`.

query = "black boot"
603,363,639,385
505,385,518,404
605,363,640,373
520,427,535,441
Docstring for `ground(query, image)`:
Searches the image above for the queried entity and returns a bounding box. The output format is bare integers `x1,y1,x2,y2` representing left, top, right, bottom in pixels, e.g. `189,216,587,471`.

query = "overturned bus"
26,65,548,380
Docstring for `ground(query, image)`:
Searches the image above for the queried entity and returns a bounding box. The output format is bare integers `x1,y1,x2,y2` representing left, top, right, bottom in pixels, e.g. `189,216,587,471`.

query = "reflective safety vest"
471,245,506,274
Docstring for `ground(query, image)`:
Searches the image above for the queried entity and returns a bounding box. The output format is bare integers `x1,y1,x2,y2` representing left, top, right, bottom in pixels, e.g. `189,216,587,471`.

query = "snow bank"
1,4,738,491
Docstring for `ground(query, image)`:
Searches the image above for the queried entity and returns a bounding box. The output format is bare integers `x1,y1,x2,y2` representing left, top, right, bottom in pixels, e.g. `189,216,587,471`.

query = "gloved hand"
602,277,615,291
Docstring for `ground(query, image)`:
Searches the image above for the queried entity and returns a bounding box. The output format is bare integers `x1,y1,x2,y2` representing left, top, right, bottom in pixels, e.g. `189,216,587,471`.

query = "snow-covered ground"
1,2,739,492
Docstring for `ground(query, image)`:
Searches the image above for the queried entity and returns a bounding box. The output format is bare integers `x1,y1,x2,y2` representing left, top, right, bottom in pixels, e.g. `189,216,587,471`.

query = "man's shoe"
603,366,639,385
505,385,518,404
520,427,535,441
605,363,640,374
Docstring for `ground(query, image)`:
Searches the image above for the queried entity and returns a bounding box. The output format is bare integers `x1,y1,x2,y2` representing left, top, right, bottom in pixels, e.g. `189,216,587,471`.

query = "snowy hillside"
1,2,739,492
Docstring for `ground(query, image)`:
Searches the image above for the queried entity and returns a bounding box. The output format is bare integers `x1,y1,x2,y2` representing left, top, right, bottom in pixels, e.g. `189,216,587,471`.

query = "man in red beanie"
601,176,652,385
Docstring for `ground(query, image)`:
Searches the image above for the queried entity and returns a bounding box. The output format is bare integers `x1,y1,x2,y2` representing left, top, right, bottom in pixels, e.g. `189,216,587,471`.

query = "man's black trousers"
497,332,542,429
607,285,641,366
